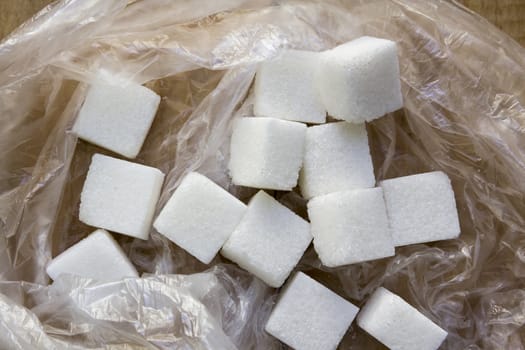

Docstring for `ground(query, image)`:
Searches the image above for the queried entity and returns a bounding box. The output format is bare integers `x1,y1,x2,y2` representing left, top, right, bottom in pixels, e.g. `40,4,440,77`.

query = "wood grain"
1,0,524,46
0,0,53,39
458,0,525,45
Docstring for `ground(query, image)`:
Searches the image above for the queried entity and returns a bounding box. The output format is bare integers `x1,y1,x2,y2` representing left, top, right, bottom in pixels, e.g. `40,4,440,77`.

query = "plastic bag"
1,0,525,348
0,265,276,349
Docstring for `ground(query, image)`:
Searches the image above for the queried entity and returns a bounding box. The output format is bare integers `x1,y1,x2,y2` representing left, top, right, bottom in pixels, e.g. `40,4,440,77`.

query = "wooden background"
1,1,524,45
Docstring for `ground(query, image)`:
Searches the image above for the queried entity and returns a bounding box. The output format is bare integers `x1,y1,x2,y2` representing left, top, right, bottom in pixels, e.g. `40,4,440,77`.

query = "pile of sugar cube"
47,36,460,350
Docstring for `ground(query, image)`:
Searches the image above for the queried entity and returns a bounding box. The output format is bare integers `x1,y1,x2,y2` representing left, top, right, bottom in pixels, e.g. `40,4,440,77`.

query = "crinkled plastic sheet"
1,0,525,349
0,265,275,349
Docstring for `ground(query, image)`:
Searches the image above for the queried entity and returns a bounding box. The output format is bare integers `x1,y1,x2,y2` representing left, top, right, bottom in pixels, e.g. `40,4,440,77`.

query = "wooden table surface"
1,0,524,45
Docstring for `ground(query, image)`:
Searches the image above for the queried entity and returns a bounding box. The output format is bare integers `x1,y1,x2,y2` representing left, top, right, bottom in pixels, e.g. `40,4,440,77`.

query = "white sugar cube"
317,36,403,123
229,117,306,191
221,191,311,287
254,50,326,124
307,187,394,267
380,171,460,246
46,229,138,281
357,287,447,350
73,82,161,158
265,272,359,350
153,172,247,264
300,121,375,199
79,154,165,240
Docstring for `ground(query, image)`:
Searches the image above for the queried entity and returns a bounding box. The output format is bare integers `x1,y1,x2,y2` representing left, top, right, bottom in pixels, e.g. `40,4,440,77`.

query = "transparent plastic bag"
1,0,525,349
0,265,277,349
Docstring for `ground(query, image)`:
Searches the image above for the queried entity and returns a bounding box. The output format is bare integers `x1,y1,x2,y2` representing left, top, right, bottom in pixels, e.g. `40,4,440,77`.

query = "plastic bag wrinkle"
2,0,525,348
0,265,277,349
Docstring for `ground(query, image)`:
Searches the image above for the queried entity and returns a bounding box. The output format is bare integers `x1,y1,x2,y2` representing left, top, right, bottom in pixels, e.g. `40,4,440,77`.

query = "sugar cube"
73,82,161,158
357,287,448,350
229,117,306,191
254,50,326,124
317,36,403,123
380,171,460,246
221,191,311,288
307,187,394,267
46,229,138,281
300,121,375,199
153,172,247,264
79,154,165,240
265,272,359,350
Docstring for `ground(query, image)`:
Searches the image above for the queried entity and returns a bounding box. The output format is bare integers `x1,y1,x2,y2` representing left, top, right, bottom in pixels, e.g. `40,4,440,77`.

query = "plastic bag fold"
2,0,525,348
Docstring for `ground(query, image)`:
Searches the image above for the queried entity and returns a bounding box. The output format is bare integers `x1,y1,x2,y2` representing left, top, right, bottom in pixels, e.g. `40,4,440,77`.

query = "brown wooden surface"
0,0,52,39
460,0,525,45
1,1,524,44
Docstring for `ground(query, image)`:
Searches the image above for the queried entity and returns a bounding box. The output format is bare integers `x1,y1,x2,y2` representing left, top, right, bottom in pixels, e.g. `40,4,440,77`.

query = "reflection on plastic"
1,0,525,349
0,265,277,349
